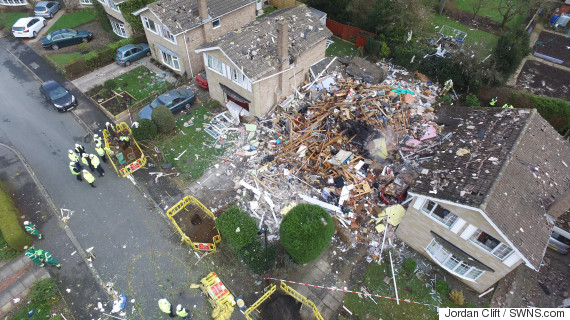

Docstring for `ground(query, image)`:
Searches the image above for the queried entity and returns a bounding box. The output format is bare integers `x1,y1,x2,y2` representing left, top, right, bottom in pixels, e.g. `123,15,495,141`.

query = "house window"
470,229,514,261
426,239,485,281
160,50,180,71
161,26,176,44
110,20,127,38
108,0,120,12
207,54,224,75
0,0,27,4
80,0,93,4
212,18,220,29
142,17,157,34
421,200,459,228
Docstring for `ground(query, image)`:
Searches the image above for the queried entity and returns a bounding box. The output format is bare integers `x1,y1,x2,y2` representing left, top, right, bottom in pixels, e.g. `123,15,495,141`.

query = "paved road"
0,37,207,319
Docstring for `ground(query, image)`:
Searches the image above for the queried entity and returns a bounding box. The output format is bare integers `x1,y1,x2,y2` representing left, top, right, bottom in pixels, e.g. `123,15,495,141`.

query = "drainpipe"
183,30,194,79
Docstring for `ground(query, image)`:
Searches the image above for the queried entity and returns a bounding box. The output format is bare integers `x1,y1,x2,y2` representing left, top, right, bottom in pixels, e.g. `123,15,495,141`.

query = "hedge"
240,240,277,274
215,207,258,252
132,118,158,141
0,184,32,251
151,105,176,133
280,204,335,264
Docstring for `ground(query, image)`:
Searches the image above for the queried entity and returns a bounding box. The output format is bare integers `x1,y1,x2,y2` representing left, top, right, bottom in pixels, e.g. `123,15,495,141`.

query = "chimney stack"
198,0,209,21
547,189,570,219
277,21,289,64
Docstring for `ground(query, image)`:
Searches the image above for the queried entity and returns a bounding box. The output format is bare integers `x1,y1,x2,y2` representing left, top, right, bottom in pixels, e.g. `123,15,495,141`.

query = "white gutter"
252,65,295,84
194,46,255,83
132,7,149,16
408,191,538,271
183,30,194,78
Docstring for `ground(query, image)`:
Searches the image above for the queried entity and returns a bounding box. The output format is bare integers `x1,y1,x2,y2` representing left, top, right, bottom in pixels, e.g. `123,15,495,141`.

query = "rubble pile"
222,60,447,259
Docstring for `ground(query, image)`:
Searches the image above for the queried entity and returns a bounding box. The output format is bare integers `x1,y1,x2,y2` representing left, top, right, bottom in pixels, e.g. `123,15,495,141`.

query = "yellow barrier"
244,282,324,320
102,122,147,177
196,272,235,320
166,196,221,252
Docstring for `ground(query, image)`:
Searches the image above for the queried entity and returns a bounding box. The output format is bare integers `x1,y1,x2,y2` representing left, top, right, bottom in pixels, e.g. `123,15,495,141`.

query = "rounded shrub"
435,279,450,295
0,185,32,251
465,93,480,107
104,79,117,91
403,258,417,274
240,241,277,274
280,204,334,264
151,105,175,133
215,206,258,252
132,119,158,141
29,278,57,303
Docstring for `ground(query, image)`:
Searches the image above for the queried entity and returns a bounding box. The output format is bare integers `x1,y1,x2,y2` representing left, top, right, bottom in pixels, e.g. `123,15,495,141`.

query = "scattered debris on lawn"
194,57,449,260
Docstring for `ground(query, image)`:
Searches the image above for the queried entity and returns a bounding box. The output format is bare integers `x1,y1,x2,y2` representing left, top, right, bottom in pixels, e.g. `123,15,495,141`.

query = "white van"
548,225,570,255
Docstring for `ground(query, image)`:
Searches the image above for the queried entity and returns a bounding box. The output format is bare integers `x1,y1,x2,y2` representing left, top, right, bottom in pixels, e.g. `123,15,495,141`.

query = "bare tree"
471,0,489,20
496,0,539,29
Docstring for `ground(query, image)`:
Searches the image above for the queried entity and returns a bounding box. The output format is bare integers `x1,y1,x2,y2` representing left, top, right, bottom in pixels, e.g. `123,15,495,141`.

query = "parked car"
115,43,151,66
548,225,570,255
40,80,77,112
34,1,60,19
41,29,93,50
12,17,46,38
196,72,208,90
138,88,195,119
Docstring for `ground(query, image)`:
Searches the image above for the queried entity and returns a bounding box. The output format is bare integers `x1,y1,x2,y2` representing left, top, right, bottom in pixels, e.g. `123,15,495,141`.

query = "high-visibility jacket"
93,137,102,145
119,136,130,142
158,299,172,314
490,99,497,106
25,224,38,234
95,145,105,157
104,146,114,156
70,165,80,175
68,152,79,162
83,171,95,183
82,156,90,166
90,155,100,167
74,145,85,155
176,307,189,317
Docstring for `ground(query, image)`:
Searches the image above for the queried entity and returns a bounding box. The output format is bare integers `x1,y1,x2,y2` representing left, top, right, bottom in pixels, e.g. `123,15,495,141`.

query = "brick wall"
396,197,522,293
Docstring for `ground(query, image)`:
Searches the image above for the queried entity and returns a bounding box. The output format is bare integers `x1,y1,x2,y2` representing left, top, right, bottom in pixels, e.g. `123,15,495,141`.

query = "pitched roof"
198,4,332,81
412,106,570,268
147,0,254,35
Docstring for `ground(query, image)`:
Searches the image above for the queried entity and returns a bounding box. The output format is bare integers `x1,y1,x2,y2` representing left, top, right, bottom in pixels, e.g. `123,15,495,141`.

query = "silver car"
34,1,60,19
548,225,570,255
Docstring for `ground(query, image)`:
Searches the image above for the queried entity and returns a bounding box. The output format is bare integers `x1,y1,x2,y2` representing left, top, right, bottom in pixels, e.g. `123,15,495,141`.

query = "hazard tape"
265,277,443,309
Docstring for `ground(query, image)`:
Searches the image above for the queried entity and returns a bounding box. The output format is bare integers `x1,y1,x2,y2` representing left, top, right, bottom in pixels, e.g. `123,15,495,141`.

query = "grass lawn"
47,9,96,33
0,12,29,30
326,36,357,57
454,0,526,28
113,66,171,101
49,52,82,67
343,261,464,320
431,14,499,52
154,101,228,183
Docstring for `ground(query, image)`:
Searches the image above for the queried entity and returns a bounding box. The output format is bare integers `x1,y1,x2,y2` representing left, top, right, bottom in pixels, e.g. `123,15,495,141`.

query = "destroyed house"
396,106,570,293
134,0,256,78
195,4,332,116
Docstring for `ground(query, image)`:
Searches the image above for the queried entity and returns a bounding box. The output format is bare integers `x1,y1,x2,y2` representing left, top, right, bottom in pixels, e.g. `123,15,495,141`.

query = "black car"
40,80,77,112
40,28,93,50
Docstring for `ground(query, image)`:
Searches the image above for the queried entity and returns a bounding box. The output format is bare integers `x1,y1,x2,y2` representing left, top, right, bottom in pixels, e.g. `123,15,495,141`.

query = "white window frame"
108,0,120,12
420,200,459,229
206,54,224,76
0,0,27,5
470,229,514,261
160,50,180,71
212,18,221,29
160,26,176,44
80,0,93,4
426,239,485,281
110,20,127,38
142,16,157,34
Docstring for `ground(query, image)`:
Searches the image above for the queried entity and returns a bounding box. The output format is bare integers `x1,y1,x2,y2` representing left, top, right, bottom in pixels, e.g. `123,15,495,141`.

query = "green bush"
465,93,480,107
151,105,176,133
84,51,100,70
29,278,57,303
0,231,19,260
437,95,453,105
280,204,334,264
402,258,417,274
132,119,158,141
494,27,530,80
524,94,570,135
104,79,117,91
435,279,450,295
93,1,113,33
379,41,390,58
240,240,277,274
0,185,32,251
215,207,258,252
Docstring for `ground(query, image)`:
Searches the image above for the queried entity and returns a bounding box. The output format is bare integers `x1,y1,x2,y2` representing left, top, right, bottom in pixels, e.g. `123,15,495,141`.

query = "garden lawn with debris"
343,261,462,320
454,0,526,28
430,14,499,52
326,36,356,57
46,9,96,33
154,101,228,185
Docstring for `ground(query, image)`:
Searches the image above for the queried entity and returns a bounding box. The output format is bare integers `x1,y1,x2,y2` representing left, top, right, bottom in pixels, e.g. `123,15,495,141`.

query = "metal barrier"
103,122,147,178
166,196,221,252
244,283,323,320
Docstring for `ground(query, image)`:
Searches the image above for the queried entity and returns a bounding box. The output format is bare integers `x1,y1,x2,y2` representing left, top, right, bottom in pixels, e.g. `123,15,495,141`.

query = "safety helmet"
106,122,110,126
24,221,30,225
36,249,44,255
96,143,102,148
69,150,73,153
75,143,80,147
70,162,75,166
83,153,88,157
24,245,29,250
89,154,95,158
94,134,99,138
82,169,88,172
176,305,182,311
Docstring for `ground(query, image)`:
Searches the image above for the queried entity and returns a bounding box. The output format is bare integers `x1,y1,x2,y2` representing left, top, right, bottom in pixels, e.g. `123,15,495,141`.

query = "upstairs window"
212,18,220,29
421,200,459,228
470,229,513,260
161,26,175,43
143,17,157,34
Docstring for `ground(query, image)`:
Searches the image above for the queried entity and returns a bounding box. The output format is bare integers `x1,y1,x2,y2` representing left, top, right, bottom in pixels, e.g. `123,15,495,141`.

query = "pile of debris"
218,58,446,258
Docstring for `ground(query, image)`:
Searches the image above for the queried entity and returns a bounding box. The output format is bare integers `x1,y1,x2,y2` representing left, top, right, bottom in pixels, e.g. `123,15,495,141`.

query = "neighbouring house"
308,6,326,25
97,0,134,38
396,106,570,293
133,0,256,78
195,4,332,117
